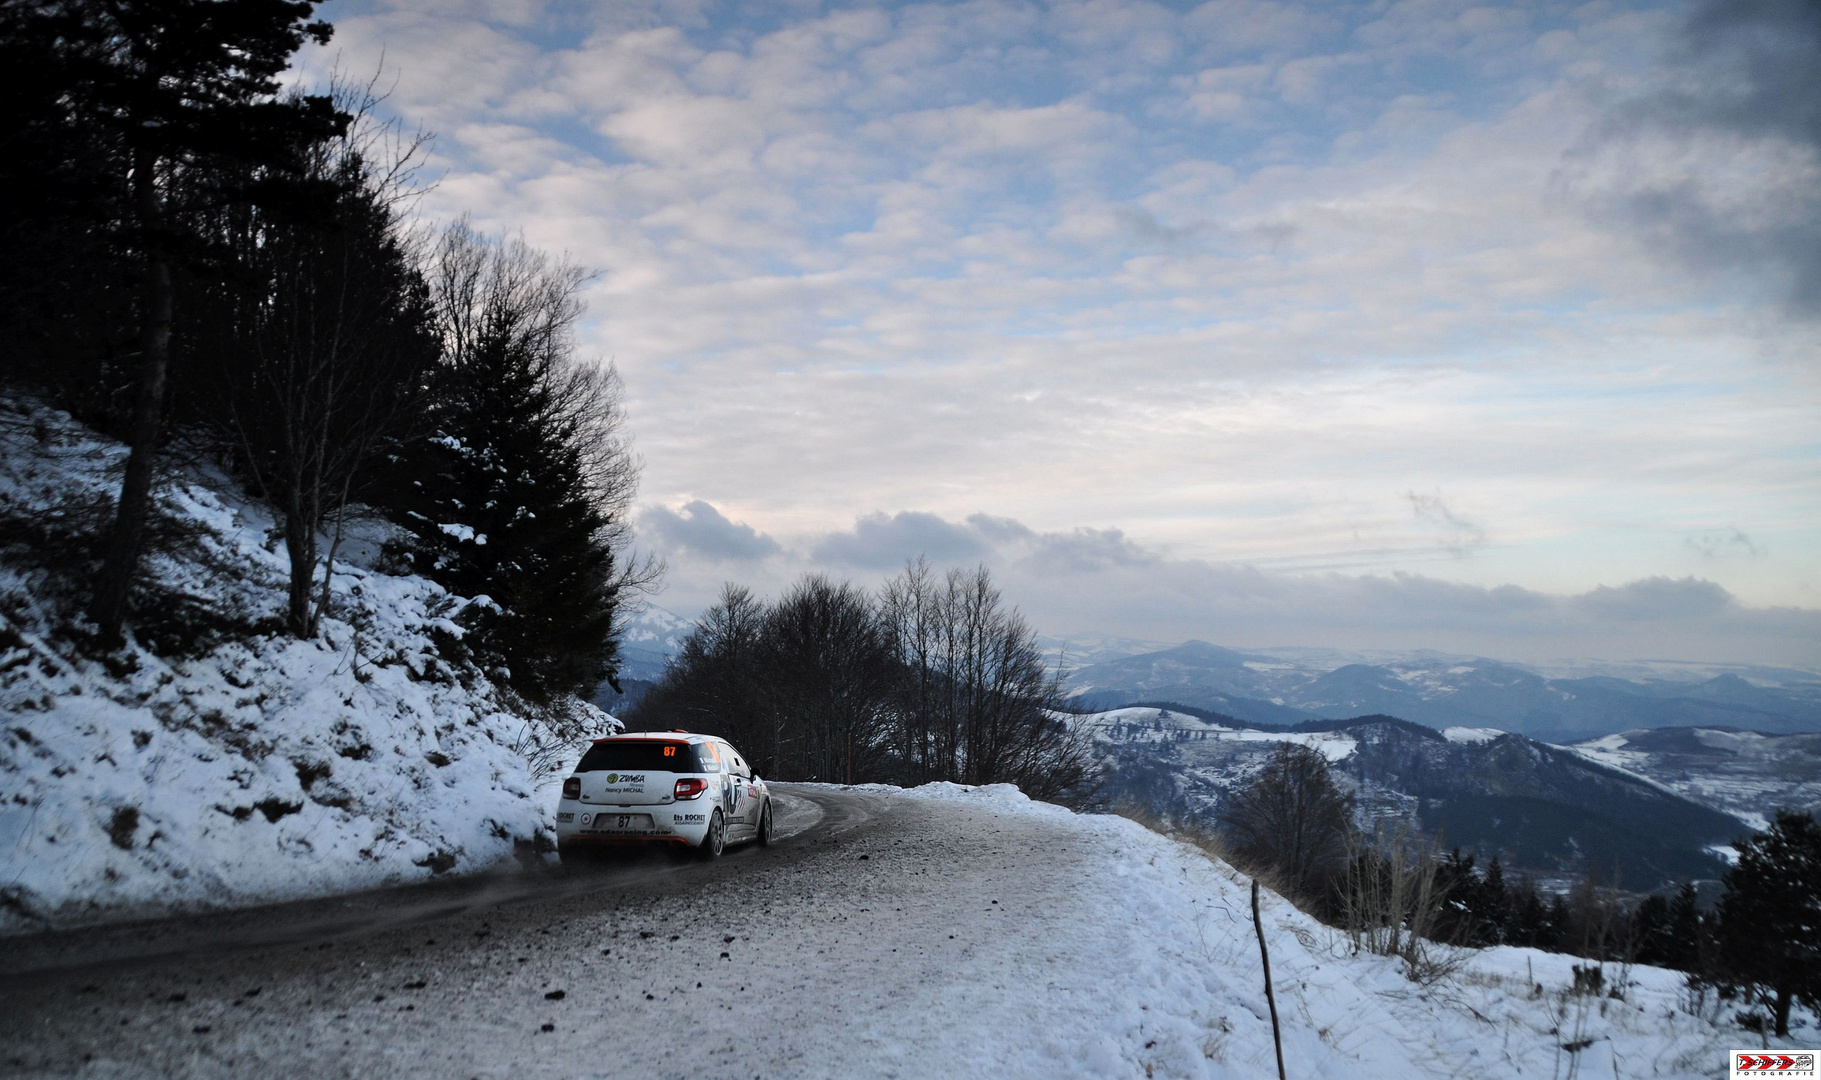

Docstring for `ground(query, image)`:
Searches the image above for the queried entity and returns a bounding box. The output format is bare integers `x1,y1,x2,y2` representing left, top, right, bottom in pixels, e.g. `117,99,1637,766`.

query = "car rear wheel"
756,800,773,847
698,809,726,860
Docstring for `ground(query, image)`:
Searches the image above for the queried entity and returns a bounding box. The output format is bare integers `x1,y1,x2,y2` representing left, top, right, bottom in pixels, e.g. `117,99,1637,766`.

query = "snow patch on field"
1705,844,1740,865
1443,725,1505,744
1079,707,1358,762
0,400,608,933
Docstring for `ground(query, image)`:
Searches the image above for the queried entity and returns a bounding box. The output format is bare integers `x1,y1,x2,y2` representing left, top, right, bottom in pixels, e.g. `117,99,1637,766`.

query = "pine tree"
1666,880,1706,973
0,0,133,403
1546,893,1571,952
382,225,635,700
1483,855,1509,944
1631,893,1672,967
1507,879,1557,951
1716,811,1821,1037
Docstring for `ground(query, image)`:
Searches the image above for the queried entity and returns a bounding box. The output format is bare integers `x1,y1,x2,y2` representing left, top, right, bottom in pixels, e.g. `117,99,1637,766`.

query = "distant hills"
1086,707,1764,890
1065,640,1821,741
1570,726,1821,829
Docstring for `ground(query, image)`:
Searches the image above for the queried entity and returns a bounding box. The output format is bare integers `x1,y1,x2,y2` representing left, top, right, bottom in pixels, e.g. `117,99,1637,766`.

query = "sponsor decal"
674,813,706,824
556,812,574,823
1733,1052,1818,1077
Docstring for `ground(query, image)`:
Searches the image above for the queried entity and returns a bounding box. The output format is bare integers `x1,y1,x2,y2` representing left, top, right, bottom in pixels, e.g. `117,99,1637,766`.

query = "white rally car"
555,732,773,861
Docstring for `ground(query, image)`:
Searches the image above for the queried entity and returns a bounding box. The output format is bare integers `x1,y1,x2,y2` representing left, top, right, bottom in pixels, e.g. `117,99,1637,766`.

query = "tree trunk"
90,148,172,644
1774,982,1792,1038
283,493,318,638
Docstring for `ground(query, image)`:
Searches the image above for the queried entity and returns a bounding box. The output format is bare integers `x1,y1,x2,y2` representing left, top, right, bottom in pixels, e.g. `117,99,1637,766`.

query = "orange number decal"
663,745,675,757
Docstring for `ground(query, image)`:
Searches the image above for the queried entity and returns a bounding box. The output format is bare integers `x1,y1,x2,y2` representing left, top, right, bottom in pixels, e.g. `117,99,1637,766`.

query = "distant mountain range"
616,604,693,682
1065,640,1821,741
1088,707,1761,890
590,604,694,716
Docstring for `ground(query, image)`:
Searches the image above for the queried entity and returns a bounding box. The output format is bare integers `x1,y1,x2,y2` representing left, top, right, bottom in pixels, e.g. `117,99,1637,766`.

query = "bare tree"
1220,741,1354,902
763,575,896,783
879,557,944,781
880,560,1094,801
633,562,1091,799
635,583,772,768
185,84,436,637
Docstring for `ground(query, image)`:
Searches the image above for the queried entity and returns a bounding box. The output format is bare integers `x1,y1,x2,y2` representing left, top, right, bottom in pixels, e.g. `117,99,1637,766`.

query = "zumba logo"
1735,1053,1816,1075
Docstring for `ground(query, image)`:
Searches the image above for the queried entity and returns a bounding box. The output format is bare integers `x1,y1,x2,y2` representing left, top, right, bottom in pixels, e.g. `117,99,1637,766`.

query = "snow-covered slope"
614,603,691,680
882,784,1765,1080
1569,727,1821,832
0,399,612,933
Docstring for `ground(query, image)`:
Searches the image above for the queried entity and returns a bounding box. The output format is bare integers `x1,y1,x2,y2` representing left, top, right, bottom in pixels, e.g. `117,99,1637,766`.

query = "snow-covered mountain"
1064,640,1821,741
615,602,692,681
1085,706,1747,890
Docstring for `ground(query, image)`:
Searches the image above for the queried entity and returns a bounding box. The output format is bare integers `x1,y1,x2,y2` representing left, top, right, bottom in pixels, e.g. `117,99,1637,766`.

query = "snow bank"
0,400,607,933
853,781,1781,1080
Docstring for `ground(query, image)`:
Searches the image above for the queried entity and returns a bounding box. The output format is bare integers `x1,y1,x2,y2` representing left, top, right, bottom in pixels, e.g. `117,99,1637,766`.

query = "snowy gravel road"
1,784,1104,1079
0,788,834,981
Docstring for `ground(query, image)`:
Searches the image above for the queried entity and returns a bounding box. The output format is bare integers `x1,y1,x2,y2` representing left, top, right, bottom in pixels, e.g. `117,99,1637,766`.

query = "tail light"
674,778,708,800
562,777,580,800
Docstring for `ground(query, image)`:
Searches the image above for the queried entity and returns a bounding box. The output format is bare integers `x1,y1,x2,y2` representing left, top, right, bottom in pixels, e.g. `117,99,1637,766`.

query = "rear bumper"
554,800,711,846
561,834,692,848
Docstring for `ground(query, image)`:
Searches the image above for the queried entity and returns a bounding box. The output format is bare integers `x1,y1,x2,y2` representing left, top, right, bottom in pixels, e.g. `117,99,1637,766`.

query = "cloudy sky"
305,0,1820,666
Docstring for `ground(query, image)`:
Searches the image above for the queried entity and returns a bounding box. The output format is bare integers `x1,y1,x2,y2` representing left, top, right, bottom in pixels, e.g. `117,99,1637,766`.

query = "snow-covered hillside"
1083,706,1743,888
0,399,612,933
613,603,692,681
1570,728,1821,832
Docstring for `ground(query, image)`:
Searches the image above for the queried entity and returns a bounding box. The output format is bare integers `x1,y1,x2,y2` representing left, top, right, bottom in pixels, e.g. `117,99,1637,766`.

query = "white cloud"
635,506,1821,667
811,511,991,569
641,501,782,561
304,0,1821,654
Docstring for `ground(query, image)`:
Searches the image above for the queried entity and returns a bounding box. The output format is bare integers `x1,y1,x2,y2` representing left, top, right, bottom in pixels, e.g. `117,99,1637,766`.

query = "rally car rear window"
576,740,707,773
